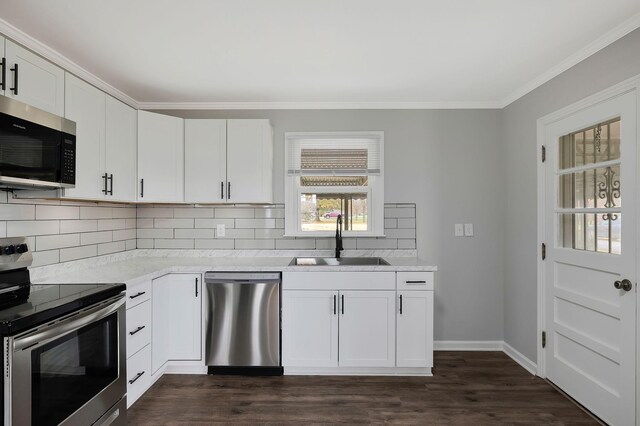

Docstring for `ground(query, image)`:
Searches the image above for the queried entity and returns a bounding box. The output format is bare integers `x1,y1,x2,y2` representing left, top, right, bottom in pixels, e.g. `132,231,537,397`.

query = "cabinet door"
166,273,202,360
105,96,137,202
152,276,170,374
339,291,396,367
184,119,226,203
282,290,339,367
226,119,273,203
397,291,433,368
5,40,64,115
138,110,184,202
63,73,106,200
0,36,5,95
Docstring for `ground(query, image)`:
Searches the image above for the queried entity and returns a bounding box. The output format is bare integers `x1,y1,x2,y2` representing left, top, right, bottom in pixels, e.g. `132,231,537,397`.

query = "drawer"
127,344,151,408
282,271,395,291
397,272,434,291
126,300,151,358
126,279,151,309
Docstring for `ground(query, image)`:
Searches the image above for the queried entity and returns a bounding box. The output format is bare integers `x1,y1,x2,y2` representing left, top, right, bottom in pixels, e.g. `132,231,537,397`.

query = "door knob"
614,279,633,292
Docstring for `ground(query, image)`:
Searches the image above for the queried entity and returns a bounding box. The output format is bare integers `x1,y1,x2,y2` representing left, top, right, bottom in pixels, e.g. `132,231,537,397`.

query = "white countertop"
31,250,437,285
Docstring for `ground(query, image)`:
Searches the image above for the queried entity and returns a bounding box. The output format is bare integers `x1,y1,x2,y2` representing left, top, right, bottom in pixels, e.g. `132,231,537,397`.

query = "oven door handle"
13,294,125,352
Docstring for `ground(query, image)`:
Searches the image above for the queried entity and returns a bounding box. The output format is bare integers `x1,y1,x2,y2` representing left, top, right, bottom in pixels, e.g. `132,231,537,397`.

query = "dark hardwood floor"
127,351,597,425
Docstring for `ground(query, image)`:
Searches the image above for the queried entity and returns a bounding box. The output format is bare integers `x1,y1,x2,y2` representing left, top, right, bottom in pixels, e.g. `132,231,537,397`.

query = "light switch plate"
464,223,474,237
454,224,464,237
216,224,226,237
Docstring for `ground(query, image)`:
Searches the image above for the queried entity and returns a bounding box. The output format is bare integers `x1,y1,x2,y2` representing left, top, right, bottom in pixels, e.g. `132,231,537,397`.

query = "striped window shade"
287,135,382,176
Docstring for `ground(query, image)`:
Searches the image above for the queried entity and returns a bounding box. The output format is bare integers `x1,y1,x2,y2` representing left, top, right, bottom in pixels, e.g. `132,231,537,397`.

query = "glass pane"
300,193,368,232
31,313,118,425
300,176,368,187
558,165,621,209
558,118,620,170
558,213,621,255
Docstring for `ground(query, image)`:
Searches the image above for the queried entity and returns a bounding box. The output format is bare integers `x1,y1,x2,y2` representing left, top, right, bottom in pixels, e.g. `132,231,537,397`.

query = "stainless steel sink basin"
288,257,390,266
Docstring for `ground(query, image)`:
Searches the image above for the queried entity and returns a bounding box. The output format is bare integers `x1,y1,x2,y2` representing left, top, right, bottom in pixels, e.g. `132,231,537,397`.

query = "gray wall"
154,108,505,342
502,28,640,361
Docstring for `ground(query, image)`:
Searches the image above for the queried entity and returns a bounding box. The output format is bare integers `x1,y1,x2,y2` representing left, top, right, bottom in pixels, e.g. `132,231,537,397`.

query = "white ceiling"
1,0,639,108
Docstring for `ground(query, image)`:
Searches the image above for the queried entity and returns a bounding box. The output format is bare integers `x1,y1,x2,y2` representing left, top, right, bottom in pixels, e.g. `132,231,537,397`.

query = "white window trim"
284,131,385,237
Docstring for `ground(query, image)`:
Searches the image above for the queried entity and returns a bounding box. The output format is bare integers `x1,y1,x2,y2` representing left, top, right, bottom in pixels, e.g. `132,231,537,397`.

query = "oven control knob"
3,245,16,255
16,244,28,254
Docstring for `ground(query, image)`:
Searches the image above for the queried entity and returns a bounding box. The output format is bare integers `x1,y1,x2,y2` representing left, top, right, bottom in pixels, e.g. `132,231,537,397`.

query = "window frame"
284,131,385,237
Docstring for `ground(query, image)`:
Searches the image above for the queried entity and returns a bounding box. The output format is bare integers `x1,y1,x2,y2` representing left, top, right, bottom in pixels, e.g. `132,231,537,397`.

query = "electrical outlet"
216,224,226,237
454,224,464,237
464,223,474,237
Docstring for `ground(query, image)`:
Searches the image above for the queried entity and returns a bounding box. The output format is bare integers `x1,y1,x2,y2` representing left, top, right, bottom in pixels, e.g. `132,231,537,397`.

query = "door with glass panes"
543,91,636,425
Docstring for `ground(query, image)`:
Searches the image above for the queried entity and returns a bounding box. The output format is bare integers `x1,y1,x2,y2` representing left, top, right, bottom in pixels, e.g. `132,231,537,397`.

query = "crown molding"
499,12,640,108
137,100,502,110
0,17,139,109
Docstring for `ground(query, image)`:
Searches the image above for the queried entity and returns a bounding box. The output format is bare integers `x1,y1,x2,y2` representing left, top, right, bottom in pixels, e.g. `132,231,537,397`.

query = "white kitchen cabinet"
4,40,64,115
184,119,273,204
127,344,152,408
152,273,201,373
397,290,433,368
138,111,184,202
184,119,226,203
105,96,137,201
0,36,4,93
226,119,273,203
63,73,105,199
338,291,396,367
282,290,339,367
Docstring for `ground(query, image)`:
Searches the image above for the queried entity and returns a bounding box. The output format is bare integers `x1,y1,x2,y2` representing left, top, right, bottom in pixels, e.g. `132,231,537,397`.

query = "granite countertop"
31,250,437,285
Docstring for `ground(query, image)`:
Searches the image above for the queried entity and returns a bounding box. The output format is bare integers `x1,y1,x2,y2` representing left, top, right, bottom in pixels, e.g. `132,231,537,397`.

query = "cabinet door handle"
140,178,144,198
221,181,224,199
9,63,17,95
108,174,113,195
227,181,231,200
129,325,145,336
129,291,146,299
0,57,5,91
341,294,344,315
406,280,426,284
128,371,145,385
102,173,108,194
195,277,199,297
333,294,336,315
399,294,403,315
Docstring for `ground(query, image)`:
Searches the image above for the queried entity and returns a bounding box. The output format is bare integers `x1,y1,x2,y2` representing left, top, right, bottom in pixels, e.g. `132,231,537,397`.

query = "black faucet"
335,214,343,259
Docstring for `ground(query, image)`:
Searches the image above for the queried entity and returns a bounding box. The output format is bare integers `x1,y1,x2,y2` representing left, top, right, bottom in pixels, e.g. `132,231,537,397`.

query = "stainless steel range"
0,237,127,425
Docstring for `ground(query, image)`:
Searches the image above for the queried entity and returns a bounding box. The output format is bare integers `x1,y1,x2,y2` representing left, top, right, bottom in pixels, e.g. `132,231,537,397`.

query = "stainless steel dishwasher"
204,272,282,375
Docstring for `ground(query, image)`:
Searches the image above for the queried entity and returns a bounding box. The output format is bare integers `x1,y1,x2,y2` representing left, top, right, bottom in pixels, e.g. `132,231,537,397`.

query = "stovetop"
0,282,126,336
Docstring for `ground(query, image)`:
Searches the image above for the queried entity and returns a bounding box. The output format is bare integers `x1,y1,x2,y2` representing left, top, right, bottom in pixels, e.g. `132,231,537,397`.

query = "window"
284,132,384,236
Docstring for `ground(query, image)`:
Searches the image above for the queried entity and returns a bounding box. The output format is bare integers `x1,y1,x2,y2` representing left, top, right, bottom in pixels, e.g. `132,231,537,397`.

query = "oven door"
7,295,126,426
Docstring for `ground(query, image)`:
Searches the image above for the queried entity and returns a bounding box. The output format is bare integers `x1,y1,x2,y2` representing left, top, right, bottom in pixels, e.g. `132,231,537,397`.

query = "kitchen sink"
288,257,390,266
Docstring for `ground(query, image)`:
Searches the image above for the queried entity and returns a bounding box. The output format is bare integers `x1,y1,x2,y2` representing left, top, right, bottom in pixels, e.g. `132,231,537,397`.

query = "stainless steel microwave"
0,96,76,190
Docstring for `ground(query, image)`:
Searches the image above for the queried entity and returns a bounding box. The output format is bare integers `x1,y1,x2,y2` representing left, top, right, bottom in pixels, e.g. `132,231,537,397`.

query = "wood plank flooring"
127,351,597,425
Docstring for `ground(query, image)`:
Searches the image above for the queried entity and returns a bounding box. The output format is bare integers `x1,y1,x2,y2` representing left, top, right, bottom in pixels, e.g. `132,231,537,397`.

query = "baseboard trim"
434,340,503,351
502,342,537,375
435,340,538,376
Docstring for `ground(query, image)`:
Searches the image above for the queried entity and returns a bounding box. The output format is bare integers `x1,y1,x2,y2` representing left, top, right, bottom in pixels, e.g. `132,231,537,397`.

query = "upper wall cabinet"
2,40,64,116
138,111,184,203
64,73,137,201
184,119,273,204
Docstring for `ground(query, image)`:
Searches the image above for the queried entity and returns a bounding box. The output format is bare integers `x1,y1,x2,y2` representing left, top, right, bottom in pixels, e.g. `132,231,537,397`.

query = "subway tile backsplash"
0,189,416,267
136,203,417,251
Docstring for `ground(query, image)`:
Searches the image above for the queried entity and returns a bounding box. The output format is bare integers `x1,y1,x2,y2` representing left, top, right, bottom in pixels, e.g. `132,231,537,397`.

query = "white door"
5,40,64,115
166,274,202,360
282,290,339,367
226,119,273,203
184,119,227,203
137,110,184,202
105,96,137,202
338,290,396,367
397,290,434,368
543,91,637,425
63,73,105,200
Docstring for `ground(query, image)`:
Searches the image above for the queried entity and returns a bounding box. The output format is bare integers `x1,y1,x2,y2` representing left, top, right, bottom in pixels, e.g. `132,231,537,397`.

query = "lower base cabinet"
127,345,152,408
397,290,434,367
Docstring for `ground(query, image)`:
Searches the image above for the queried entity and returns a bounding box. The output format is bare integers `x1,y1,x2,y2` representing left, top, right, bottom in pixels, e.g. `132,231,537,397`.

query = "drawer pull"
129,291,146,299
129,325,146,336
406,280,427,284
129,371,145,385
